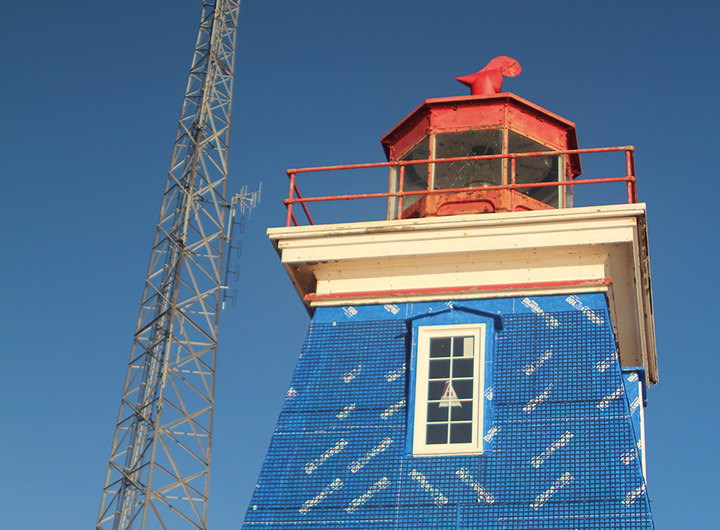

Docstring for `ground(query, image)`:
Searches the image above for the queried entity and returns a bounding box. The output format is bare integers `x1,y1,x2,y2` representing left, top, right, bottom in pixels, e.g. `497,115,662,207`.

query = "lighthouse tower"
243,58,657,529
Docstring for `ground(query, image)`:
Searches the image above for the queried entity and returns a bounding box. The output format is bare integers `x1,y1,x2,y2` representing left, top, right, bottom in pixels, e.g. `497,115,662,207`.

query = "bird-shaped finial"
455,56,521,96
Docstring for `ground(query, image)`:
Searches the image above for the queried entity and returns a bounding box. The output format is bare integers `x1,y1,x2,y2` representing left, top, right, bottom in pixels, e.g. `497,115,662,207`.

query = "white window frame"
413,323,486,456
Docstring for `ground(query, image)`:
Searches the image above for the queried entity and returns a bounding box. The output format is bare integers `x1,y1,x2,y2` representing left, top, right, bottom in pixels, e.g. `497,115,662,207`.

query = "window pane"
430,337,451,357
453,379,474,399
429,359,450,379
453,336,464,357
452,358,474,378
427,424,448,445
428,380,447,401
451,401,473,421
453,336,473,357
427,402,449,422
464,337,474,356
450,423,472,444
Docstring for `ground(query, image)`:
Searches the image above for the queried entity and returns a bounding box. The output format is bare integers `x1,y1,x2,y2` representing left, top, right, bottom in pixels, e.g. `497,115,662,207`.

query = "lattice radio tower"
96,1,247,529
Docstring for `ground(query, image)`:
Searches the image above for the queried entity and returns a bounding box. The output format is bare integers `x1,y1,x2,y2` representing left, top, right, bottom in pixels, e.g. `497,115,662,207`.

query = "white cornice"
268,204,657,383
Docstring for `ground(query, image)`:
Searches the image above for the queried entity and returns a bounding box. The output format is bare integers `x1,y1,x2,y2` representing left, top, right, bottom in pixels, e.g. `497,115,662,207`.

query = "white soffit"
268,204,657,383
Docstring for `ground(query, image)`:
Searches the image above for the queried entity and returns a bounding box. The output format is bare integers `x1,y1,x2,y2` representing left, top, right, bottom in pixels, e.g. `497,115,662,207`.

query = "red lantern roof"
381,92,581,177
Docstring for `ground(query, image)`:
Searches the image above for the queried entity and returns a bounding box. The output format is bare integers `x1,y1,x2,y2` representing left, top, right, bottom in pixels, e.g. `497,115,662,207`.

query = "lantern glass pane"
397,137,430,209
434,129,503,190
508,130,562,207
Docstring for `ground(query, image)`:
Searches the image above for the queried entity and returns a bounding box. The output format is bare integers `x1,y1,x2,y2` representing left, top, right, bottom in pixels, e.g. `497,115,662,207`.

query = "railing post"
625,150,634,204
287,172,296,227
387,166,394,220
630,149,638,203
510,157,516,211
558,154,566,209
398,165,405,220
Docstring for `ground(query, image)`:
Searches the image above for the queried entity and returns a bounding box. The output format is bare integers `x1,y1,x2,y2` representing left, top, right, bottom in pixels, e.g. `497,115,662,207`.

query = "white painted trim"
268,204,649,241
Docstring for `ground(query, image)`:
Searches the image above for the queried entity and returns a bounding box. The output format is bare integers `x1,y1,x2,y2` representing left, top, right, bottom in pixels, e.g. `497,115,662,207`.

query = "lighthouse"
243,58,657,529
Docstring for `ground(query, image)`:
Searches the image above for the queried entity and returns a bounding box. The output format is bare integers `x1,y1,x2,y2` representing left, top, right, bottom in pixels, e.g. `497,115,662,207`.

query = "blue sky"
1,1,718,528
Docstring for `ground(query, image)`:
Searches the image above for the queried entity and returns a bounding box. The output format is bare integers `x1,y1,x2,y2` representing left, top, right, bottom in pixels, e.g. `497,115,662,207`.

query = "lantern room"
382,61,582,219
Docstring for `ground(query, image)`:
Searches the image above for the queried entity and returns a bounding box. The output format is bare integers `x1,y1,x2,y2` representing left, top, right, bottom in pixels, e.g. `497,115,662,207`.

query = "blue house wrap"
242,293,653,529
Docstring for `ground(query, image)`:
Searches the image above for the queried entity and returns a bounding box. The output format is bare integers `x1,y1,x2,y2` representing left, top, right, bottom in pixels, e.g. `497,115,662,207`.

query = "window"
413,323,486,455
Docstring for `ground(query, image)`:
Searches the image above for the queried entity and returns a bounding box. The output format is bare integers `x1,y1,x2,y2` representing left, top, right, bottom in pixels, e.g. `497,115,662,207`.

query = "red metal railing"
284,146,637,227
